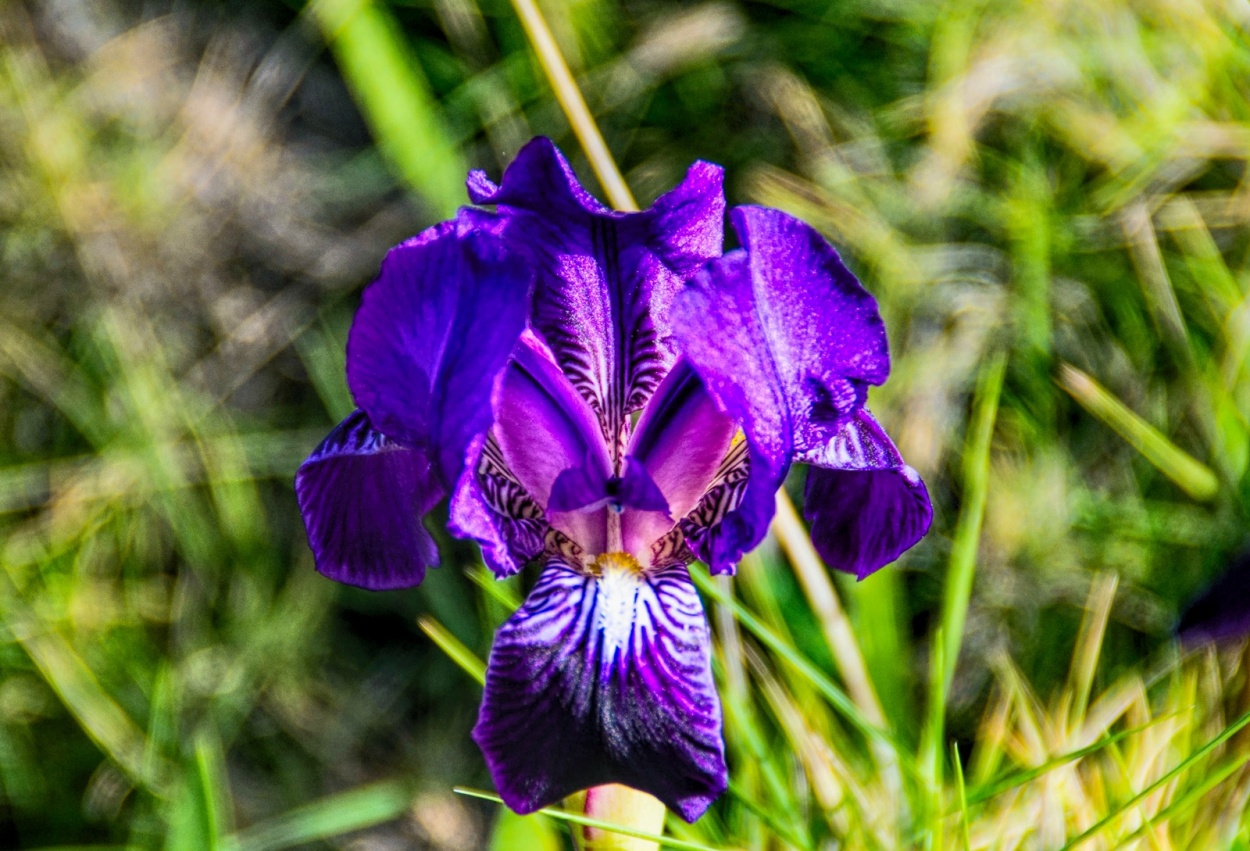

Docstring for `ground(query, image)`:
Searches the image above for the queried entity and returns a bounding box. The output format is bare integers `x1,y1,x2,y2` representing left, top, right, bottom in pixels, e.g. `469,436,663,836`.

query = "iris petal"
466,137,725,440
802,410,932,579
295,410,441,590
346,219,532,487
673,206,890,573
473,557,726,822
494,335,612,511
624,359,735,558
447,434,549,578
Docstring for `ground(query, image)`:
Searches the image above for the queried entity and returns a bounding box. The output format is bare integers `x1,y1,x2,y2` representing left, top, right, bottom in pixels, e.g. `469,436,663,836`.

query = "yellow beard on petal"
589,552,645,654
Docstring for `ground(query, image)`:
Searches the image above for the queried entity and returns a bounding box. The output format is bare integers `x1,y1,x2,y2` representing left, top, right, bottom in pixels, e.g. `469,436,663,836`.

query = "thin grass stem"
506,0,636,212
772,489,885,727
454,788,735,851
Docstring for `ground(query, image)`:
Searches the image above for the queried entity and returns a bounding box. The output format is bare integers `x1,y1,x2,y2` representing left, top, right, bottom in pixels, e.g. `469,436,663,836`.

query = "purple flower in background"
295,138,931,822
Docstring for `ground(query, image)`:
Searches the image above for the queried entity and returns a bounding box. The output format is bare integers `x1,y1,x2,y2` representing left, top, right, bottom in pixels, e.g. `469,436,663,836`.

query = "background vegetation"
3,0,1250,847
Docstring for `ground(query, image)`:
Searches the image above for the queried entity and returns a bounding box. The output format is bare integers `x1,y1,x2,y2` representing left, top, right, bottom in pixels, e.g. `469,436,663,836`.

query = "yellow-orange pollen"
587,551,644,578
588,552,645,651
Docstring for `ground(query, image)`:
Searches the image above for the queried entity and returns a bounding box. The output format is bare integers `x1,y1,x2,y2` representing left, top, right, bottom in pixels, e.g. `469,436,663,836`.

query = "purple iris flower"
295,138,931,822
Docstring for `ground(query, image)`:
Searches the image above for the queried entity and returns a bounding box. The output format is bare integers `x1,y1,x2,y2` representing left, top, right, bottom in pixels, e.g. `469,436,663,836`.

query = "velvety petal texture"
802,410,932,579
467,137,725,443
473,557,726,822
672,206,890,573
623,359,736,558
295,410,441,590
346,219,532,487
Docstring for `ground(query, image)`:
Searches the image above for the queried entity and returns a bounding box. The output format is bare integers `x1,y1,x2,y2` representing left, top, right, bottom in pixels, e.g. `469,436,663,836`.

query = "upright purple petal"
802,410,932,579
295,410,441,590
473,557,726,822
467,137,725,442
672,207,890,572
346,219,532,487
623,359,736,557
494,335,612,511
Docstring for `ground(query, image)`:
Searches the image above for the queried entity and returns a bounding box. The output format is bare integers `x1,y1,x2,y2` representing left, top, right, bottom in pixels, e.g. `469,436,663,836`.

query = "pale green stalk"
923,352,1005,812
507,0,637,212
1058,362,1218,500
772,491,885,729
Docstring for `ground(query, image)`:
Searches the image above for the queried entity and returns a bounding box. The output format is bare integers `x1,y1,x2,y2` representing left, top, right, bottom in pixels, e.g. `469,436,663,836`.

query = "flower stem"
575,784,666,851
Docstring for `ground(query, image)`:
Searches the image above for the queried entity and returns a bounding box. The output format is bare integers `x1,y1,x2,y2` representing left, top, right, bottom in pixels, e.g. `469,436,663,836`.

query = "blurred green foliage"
4,0,1250,847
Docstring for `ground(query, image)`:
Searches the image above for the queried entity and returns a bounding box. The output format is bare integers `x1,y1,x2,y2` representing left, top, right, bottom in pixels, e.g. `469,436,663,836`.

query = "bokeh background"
4,0,1250,848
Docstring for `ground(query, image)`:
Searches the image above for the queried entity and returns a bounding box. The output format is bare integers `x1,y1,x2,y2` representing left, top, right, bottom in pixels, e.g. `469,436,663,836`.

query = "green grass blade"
938,352,1006,699
726,780,814,851
6,608,154,786
195,727,232,849
1059,709,1250,850
228,781,413,851
691,569,904,760
1111,749,1250,848
963,714,1176,806
922,352,1005,795
466,565,521,613
417,614,486,686
310,0,466,218
1059,363,1218,500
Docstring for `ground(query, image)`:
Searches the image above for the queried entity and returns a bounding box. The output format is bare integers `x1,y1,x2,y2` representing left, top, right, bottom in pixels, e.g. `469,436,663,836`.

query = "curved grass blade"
227,781,413,851
417,615,486,686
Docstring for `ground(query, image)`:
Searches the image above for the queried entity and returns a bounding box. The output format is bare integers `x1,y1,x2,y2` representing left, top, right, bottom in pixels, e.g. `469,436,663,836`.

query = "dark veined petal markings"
295,409,443,590
476,434,548,559
474,556,726,823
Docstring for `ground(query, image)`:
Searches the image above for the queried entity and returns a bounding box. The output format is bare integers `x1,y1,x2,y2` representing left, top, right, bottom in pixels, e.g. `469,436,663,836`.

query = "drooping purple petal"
473,557,726,822
801,410,932,579
467,137,725,442
672,206,890,572
295,410,441,590
346,219,532,486
623,359,736,557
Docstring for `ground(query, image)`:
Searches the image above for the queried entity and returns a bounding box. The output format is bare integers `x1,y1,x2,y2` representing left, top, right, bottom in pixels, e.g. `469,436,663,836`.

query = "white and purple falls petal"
473,557,726,823
295,410,441,590
802,410,932,579
673,206,890,573
466,137,725,443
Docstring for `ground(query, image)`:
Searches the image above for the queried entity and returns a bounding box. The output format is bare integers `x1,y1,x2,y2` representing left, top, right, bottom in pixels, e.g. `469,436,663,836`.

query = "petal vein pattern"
473,557,726,823
803,410,933,579
295,410,441,590
466,137,725,446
